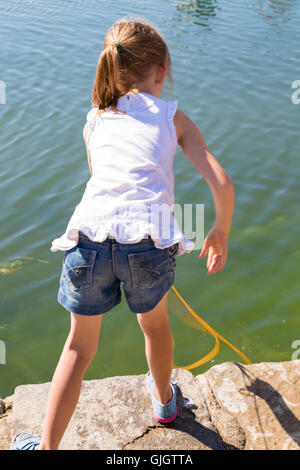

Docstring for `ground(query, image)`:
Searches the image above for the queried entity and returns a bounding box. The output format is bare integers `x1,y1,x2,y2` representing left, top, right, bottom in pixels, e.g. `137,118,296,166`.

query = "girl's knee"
66,335,99,364
66,312,102,363
66,345,97,364
137,313,169,335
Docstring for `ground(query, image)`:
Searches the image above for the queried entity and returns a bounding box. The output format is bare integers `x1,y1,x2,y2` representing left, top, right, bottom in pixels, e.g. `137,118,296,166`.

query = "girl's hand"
199,226,228,274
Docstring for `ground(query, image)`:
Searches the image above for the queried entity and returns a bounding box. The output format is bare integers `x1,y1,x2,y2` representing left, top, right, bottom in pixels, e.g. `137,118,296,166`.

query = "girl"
12,17,234,450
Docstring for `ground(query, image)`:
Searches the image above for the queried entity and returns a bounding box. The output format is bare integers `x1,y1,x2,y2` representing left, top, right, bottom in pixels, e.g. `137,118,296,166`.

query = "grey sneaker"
11,433,41,450
145,371,177,423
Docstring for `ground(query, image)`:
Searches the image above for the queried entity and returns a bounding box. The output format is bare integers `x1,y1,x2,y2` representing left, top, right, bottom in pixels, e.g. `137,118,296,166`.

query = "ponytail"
91,18,174,116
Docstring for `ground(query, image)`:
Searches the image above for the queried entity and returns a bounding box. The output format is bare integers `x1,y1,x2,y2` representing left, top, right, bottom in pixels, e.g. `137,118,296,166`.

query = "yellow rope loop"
170,285,252,370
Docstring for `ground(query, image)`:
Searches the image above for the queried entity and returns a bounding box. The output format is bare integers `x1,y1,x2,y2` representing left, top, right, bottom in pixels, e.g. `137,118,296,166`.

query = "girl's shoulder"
86,105,98,123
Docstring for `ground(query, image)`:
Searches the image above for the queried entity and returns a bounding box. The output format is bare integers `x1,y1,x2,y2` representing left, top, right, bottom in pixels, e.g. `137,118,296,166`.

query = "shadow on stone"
161,385,240,450
235,363,300,448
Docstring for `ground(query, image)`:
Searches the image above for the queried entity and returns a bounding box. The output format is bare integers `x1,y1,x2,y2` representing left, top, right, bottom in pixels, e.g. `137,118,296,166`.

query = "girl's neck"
134,64,166,98
134,87,156,97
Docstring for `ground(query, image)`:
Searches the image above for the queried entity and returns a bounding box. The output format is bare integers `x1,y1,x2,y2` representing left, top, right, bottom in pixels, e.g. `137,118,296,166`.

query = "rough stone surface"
11,369,222,450
197,360,300,450
0,395,13,450
1,360,300,450
0,399,5,415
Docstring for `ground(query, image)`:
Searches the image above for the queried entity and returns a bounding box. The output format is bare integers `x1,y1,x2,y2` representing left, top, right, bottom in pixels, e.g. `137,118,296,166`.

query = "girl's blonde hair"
92,16,174,116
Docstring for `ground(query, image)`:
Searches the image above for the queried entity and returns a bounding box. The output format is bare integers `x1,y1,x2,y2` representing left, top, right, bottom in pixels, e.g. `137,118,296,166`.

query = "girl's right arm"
174,109,235,274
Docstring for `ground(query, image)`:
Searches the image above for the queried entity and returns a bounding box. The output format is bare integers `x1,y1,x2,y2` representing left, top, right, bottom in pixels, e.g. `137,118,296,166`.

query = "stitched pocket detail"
62,246,97,291
166,243,178,278
168,243,179,257
128,248,171,289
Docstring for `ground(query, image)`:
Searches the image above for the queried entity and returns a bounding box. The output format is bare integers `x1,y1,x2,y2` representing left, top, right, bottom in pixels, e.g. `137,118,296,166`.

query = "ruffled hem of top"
167,100,179,148
50,224,195,256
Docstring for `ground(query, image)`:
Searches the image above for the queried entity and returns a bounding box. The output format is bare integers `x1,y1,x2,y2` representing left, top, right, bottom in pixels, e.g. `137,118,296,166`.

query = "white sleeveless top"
50,91,195,256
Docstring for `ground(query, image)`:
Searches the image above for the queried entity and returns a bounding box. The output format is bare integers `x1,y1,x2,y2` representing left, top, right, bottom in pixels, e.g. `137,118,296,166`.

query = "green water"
1,0,299,398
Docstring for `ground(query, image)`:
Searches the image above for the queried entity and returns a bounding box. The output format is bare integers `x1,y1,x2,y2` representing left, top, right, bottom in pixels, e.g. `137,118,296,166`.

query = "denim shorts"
57,231,179,315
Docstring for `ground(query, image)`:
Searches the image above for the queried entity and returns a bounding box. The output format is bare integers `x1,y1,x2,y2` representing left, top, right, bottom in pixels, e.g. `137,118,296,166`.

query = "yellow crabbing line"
170,285,252,370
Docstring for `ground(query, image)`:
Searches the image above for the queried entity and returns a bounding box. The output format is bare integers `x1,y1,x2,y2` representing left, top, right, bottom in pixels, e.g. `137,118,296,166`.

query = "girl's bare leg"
137,291,173,405
39,312,103,450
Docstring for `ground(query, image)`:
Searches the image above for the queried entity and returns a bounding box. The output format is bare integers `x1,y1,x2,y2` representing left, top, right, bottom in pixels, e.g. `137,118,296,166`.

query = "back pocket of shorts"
62,246,97,291
128,248,171,289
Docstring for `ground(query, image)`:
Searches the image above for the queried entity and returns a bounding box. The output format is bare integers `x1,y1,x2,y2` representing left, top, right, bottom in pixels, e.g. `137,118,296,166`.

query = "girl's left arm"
83,123,93,176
